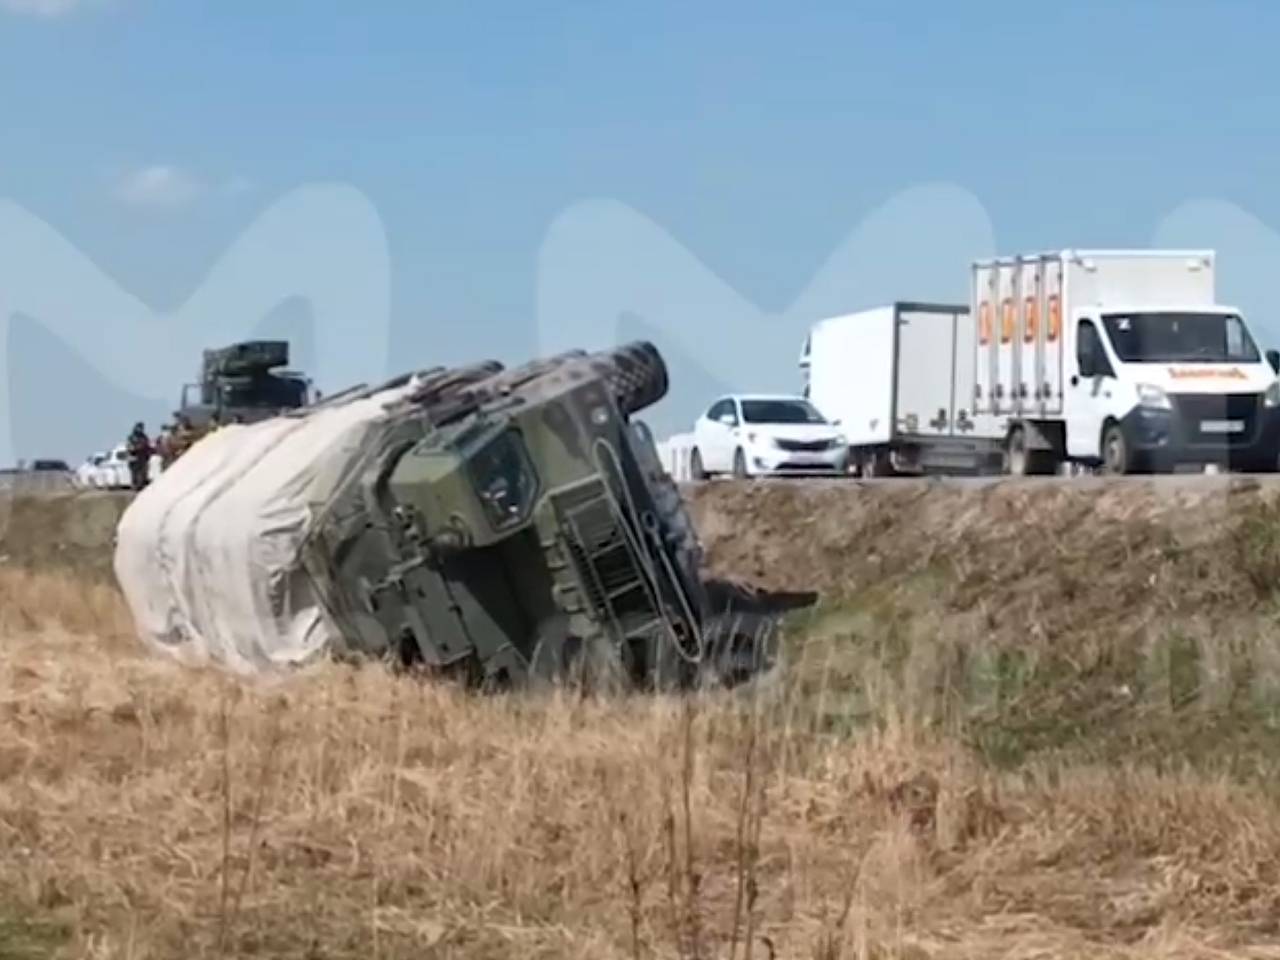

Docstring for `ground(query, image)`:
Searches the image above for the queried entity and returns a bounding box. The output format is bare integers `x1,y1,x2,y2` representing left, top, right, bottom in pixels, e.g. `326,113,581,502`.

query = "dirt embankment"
0,491,132,584
9,479,1280,956
7,478,1280,955
689,475,1280,772
8,475,1280,601
685,475,1280,599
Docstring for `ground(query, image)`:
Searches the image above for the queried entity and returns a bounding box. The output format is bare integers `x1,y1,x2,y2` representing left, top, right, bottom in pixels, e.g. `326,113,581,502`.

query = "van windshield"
1102,312,1260,363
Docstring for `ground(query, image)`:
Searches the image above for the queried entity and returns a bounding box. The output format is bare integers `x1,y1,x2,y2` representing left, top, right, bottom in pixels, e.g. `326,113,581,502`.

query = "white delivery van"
801,301,1006,476
973,249,1280,474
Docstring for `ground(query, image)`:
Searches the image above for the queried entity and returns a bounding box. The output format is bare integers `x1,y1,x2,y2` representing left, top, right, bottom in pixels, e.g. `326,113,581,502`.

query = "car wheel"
689,447,707,481
732,447,749,479
1100,422,1130,475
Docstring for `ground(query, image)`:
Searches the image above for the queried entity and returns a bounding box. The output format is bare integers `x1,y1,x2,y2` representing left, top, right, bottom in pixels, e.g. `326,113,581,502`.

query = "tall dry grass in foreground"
4,568,1280,959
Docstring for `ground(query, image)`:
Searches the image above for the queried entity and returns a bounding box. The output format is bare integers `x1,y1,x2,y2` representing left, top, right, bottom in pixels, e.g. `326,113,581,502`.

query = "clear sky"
3,0,1280,462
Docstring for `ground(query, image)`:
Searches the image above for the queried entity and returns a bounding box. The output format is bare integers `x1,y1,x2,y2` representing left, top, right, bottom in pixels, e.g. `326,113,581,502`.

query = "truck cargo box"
972,250,1216,418
801,301,1004,474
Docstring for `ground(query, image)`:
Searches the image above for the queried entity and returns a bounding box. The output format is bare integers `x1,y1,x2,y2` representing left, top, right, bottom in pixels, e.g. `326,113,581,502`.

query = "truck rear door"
894,304,968,435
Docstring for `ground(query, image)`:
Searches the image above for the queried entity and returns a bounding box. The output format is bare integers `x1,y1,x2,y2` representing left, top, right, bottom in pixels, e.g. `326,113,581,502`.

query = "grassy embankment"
5,479,1280,957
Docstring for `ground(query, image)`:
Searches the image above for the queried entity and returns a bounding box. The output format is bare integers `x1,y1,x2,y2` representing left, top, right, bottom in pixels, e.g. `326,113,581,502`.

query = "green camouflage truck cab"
302,342,722,690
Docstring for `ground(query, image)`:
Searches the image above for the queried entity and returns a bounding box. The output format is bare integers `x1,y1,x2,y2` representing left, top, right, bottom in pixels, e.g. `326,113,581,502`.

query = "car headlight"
1137,382,1172,410
1265,381,1280,409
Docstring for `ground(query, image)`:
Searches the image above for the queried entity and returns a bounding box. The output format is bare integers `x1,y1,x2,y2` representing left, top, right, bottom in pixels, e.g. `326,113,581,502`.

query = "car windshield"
740,399,827,424
1102,312,1261,363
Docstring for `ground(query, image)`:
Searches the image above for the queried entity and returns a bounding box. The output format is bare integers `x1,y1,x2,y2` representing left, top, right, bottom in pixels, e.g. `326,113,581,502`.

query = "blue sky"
3,0,1280,461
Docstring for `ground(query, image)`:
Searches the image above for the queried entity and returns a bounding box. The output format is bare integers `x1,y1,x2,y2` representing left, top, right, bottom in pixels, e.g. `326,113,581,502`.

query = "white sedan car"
76,443,163,489
77,446,130,488
689,394,848,479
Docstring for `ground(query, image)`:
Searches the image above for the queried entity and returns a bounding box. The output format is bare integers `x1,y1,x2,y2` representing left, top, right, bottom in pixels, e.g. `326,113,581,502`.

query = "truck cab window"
1077,319,1111,377
468,429,538,531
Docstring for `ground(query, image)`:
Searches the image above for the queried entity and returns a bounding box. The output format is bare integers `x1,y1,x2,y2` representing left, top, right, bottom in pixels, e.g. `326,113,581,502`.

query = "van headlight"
1137,383,1172,410
1265,381,1280,409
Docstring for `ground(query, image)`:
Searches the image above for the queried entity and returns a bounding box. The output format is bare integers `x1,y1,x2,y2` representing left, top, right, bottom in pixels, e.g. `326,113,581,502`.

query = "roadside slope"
0,490,131,583
689,476,1280,774
6,478,1280,955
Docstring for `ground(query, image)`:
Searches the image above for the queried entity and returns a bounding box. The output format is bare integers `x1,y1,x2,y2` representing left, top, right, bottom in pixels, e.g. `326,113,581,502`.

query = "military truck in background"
177,339,315,430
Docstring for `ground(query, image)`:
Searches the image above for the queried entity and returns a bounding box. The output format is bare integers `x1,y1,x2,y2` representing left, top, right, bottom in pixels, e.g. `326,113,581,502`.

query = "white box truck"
800,301,1006,476
973,249,1280,474
800,250,1280,476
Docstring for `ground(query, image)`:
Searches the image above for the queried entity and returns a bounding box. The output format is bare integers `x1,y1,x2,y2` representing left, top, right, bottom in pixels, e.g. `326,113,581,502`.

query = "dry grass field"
6,479,1280,957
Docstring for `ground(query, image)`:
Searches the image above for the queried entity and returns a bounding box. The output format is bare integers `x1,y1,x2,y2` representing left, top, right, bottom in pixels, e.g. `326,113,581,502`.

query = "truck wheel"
1005,428,1029,476
1006,425,1058,476
689,447,707,481
732,447,749,479
1100,423,1130,475
858,449,889,478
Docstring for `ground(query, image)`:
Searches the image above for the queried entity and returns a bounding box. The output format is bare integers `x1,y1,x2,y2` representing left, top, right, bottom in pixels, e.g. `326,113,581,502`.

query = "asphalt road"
679,468,1280,491
0,471,81,494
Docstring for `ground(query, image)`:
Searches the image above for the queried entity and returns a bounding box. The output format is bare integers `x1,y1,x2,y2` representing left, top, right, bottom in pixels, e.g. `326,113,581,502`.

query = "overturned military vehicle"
114,342,775,689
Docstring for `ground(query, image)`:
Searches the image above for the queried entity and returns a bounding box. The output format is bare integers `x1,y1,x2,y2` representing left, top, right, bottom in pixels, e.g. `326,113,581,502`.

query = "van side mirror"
1266,349,1279,374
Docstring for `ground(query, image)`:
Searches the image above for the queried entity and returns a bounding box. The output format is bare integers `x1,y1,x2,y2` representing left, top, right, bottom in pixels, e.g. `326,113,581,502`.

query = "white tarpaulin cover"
113,381,417,675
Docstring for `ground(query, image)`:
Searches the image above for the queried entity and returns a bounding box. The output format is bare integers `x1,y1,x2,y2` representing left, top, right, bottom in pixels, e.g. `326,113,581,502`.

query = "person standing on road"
126,422,152,491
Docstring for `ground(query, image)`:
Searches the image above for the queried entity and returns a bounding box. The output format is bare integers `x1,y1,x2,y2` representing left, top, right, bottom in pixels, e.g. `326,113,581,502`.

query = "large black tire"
1100,422,1131,475
598,341,668,415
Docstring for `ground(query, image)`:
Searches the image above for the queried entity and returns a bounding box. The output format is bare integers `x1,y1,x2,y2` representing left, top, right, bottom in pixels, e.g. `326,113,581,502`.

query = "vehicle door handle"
1070,375,1079,387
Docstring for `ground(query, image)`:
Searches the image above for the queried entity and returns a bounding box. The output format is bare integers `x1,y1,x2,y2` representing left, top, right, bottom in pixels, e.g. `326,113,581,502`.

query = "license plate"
1201,419,1244,434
